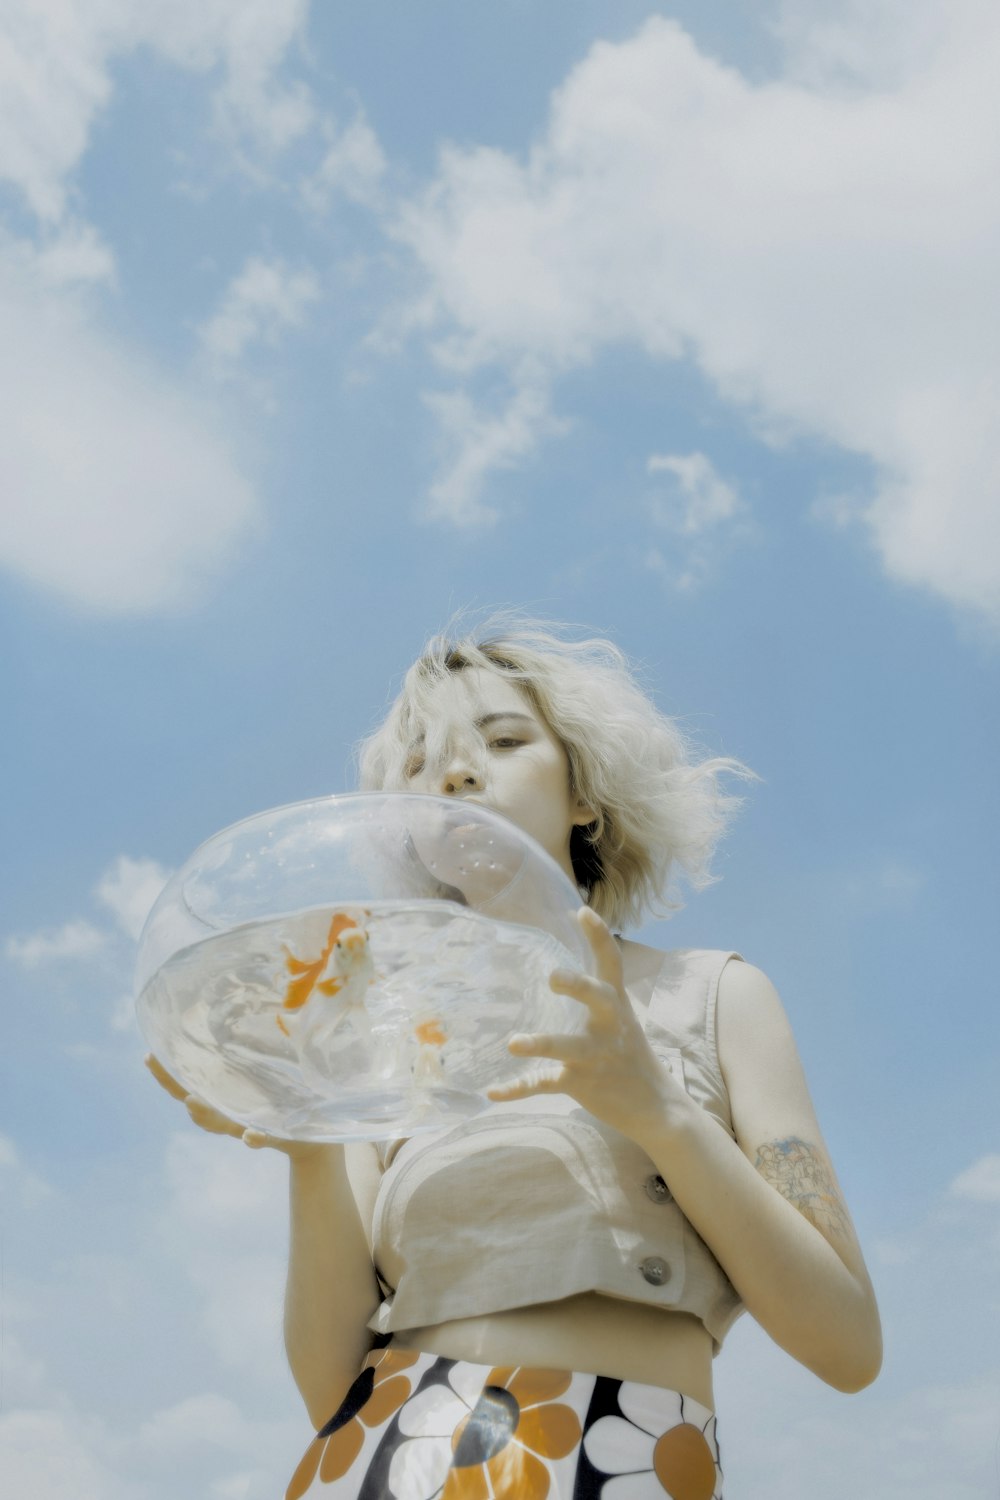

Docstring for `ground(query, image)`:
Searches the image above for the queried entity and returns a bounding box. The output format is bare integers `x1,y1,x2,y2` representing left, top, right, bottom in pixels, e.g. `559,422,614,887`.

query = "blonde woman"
148,617,881,1499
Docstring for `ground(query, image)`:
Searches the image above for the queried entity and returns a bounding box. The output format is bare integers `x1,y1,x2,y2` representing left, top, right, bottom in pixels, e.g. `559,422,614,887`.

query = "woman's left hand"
487,906,685,1143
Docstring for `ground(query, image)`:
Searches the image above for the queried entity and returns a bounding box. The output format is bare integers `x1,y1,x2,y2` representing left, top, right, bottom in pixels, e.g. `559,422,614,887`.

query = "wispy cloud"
951,1155,1000,1204
198,256,321,370
300,114,387,212
5,919,107,969
843,858,928,911
0,1407,135,1500
5,853,168,982
0,1132,52,1204
155,1132,289,1375
422,368,567,525
95,856,171,943
644,450,747,590
647,452,742,535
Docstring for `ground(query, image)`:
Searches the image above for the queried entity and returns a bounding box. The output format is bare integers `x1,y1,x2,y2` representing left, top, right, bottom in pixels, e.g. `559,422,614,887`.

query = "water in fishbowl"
137,899,583,1142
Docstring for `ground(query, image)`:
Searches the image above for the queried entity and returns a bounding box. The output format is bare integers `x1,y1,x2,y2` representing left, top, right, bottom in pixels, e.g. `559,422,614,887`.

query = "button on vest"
640,1255,670,1286
644,1173,672,1203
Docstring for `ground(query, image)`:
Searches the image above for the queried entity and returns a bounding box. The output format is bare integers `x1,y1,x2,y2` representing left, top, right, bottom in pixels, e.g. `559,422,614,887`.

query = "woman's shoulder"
618,935,748,988
716,957,783,1016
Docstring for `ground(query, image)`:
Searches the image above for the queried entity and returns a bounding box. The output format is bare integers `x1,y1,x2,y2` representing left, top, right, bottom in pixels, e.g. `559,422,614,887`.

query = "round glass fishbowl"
135,793,594,1141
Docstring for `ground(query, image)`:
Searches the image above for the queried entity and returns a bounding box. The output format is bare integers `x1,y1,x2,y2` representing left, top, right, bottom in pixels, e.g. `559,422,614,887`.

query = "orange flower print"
286,1343,419,1500
388,1364,582,1500
582,1382,720,1500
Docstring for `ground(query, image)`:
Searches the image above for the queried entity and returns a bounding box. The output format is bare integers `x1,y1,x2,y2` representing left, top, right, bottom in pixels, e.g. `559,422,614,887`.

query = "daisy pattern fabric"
286,1339,723,1500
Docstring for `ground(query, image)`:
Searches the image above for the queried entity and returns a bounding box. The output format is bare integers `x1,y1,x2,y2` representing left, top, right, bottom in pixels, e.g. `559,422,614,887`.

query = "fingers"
509,1032,594,1064
145,1053,244,1139
577,905,623,987
146,1052,317,1156
184,1093,245,1139
545,908,623,1019
548,967,617,1021
144,1052,189,1102
487,1072,565,1103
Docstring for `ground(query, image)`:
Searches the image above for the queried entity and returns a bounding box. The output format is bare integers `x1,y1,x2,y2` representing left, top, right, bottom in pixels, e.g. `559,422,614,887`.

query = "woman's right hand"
144,1053,324,1160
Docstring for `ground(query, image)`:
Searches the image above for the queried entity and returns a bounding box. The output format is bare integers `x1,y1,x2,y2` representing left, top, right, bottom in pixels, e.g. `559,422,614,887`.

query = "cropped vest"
369,947,745,1352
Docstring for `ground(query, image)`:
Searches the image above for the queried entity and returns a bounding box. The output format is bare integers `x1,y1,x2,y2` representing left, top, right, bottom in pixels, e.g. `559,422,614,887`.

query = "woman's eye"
489,737,522,749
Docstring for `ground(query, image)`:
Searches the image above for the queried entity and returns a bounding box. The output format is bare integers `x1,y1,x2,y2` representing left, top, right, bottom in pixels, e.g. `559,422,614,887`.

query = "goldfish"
277,911,374,1043
411,1016,448,1086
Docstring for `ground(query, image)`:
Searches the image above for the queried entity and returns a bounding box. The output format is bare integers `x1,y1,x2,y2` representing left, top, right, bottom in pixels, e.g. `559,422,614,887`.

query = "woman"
147,618,881,1499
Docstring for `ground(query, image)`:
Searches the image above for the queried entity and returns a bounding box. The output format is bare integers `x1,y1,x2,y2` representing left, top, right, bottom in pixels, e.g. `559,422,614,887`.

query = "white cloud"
110,992,139,1034
4,919,107,968
644,450,747,590
951,1155,1000,1204
165,0,316,155
0,1392,298,1500
0,1132,53,1204
647,452,741,535
0,258,262,614
720,1334,1000,1500
0,1128,53,1212
0,1330,48,1401
199,256,321,368
0,4,379,614
842,857,928,910
157,1132,289,1373
95,856,171,943
16,222,117,289
0,1408,137,1500
0,1124,305,1498
0,0,316,222
5,854,164,1039
423,367,568,525
396,0,1000,625
135,1392,256,1457
211,1475,268,1500
301,114,388,211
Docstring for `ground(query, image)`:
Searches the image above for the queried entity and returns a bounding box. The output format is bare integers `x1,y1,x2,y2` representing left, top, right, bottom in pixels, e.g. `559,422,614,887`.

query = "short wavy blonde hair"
355,613,753,931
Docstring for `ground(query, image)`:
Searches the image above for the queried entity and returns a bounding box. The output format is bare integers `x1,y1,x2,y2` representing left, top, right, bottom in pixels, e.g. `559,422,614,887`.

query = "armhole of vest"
377,1137,405,1172
706,950,744,1079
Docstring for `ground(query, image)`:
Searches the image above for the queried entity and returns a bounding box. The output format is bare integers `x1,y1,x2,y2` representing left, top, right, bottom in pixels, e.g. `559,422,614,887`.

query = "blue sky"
2,2,999,1495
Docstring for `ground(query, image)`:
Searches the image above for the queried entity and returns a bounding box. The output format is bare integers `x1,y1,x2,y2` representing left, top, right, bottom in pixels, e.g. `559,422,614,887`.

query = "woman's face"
403,668,593,886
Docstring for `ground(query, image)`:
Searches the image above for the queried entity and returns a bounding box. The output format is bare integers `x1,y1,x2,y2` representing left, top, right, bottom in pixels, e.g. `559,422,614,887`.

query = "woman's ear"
572,797,597,827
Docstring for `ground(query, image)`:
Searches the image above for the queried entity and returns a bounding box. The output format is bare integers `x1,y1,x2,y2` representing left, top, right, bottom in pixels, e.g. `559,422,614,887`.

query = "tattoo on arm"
754,1137,851,1240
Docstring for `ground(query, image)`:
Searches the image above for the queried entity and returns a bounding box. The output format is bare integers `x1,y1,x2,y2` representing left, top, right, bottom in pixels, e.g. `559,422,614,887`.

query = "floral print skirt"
286,1335,723,1500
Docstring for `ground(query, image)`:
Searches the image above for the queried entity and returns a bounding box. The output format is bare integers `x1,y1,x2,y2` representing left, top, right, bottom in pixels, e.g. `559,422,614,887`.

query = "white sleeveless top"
368,947,745,1352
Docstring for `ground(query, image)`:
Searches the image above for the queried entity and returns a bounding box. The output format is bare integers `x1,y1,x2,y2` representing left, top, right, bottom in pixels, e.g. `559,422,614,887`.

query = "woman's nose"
438,752,483,796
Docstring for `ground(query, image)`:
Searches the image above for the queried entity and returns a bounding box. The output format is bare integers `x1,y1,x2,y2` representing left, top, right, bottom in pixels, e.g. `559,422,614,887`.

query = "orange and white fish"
277,911,374,1040
411,1016,448,1086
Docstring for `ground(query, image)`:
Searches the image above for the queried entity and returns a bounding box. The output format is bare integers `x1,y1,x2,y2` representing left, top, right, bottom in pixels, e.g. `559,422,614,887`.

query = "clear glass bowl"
136,793,593,1141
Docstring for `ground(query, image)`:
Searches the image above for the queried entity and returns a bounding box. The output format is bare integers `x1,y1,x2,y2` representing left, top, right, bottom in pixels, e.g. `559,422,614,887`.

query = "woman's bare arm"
144,1055,382,1427
284,1142,382,1429
642,961,882,1391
